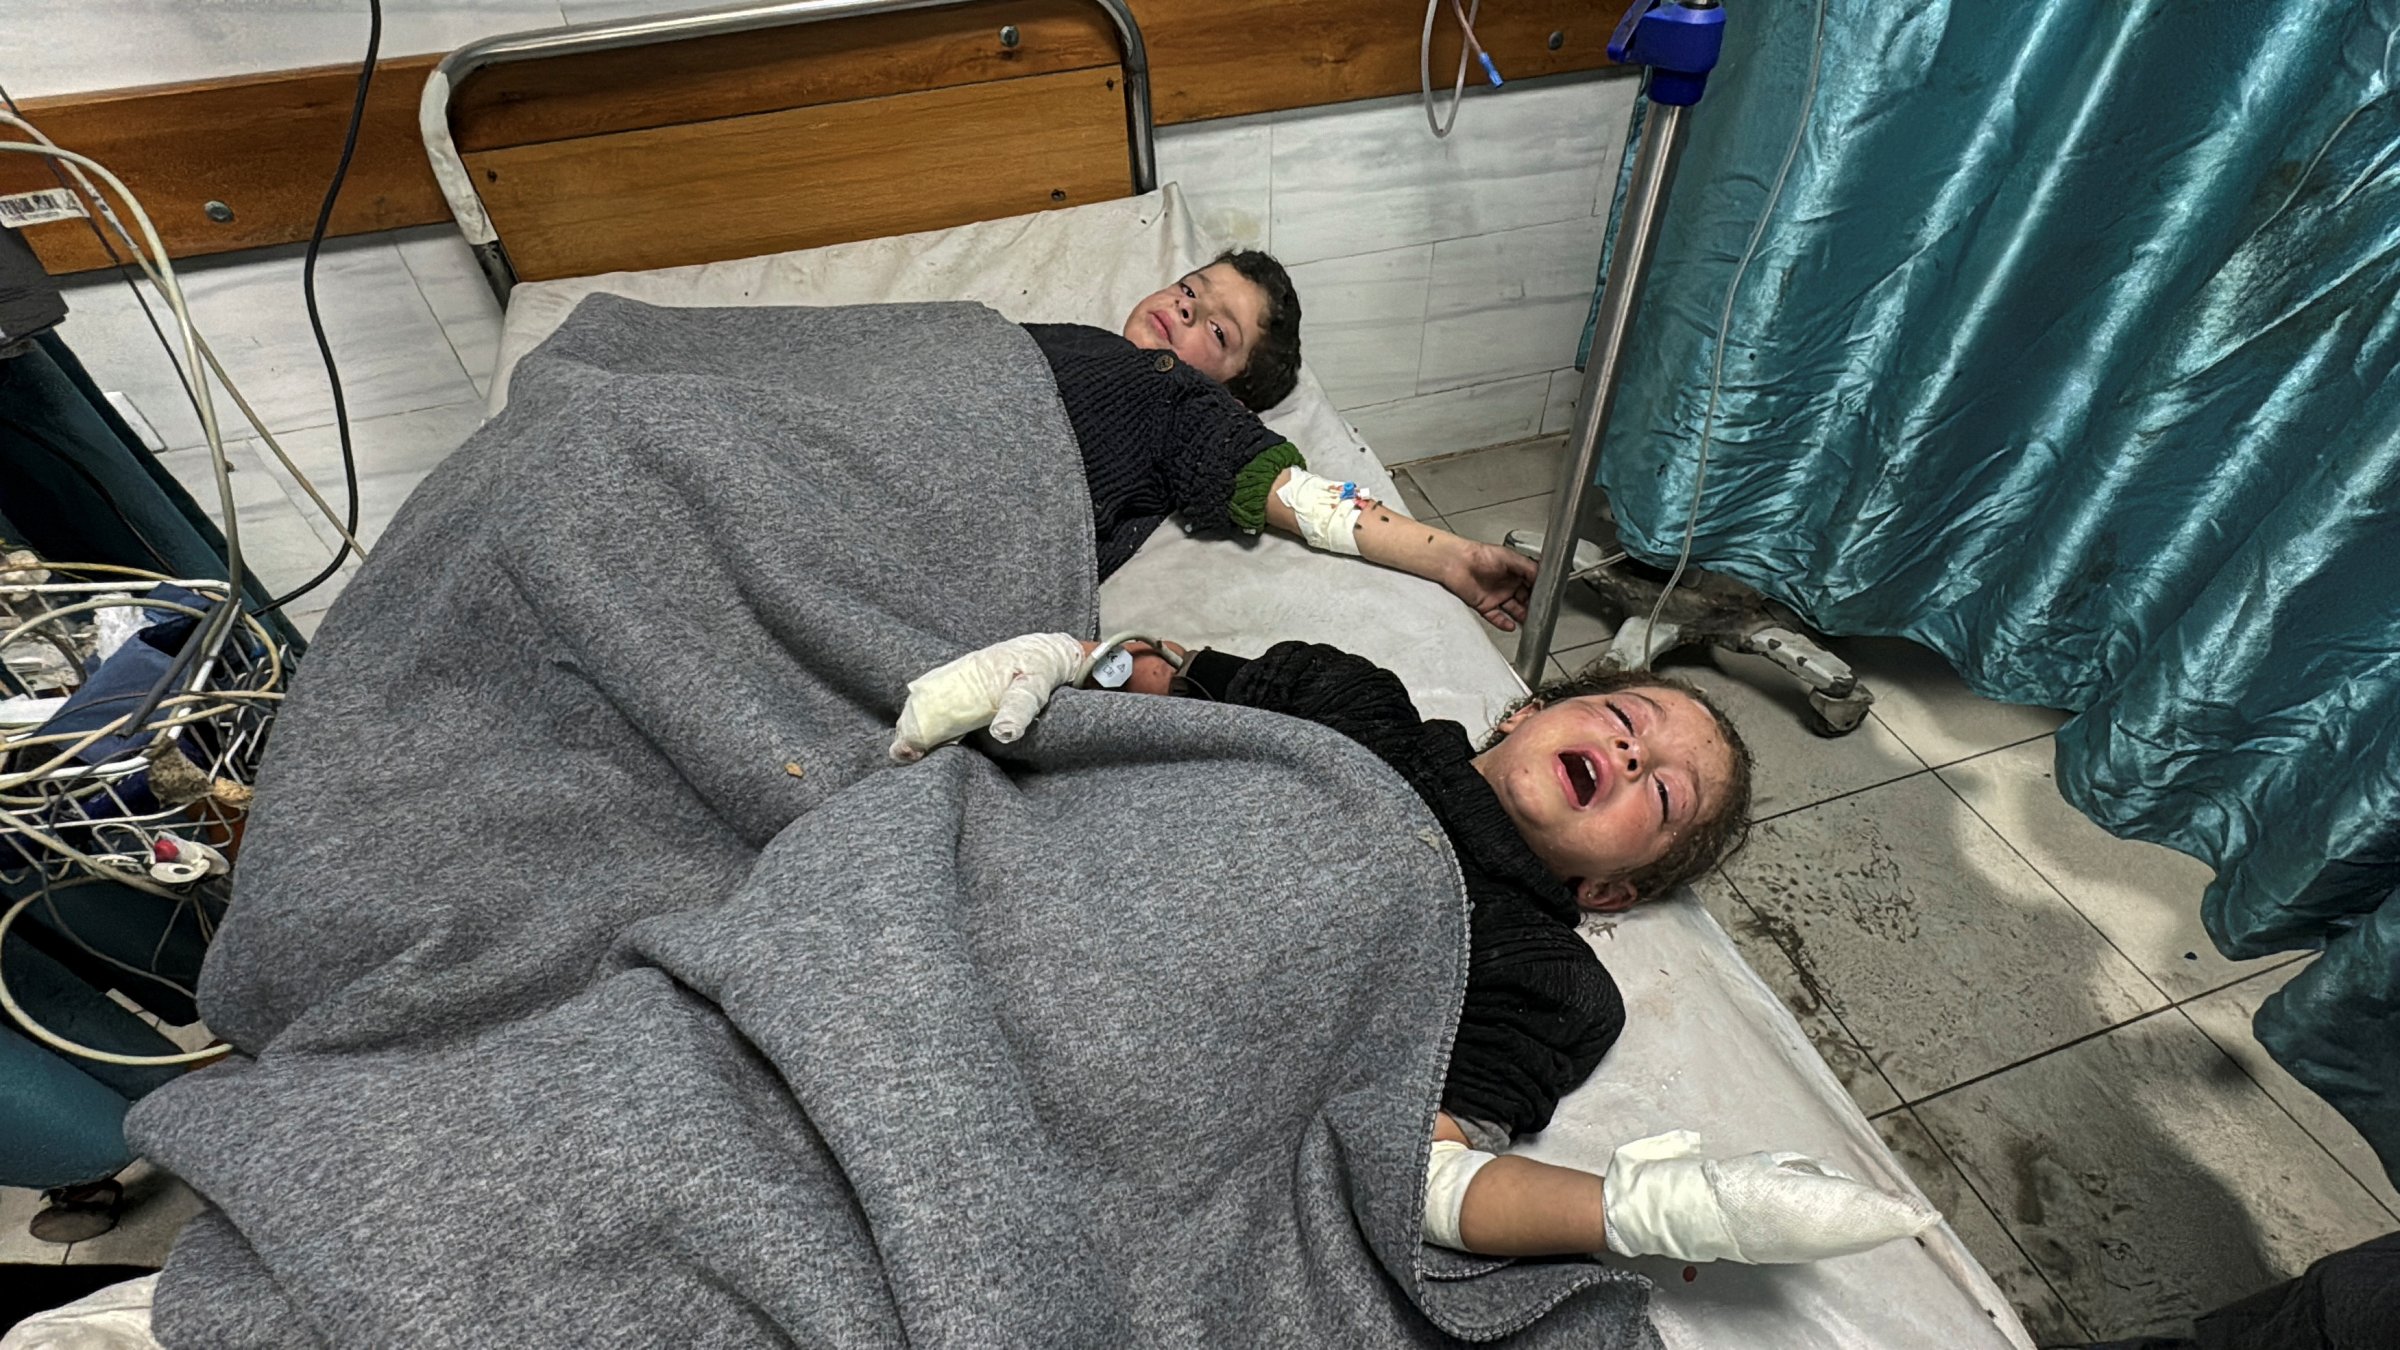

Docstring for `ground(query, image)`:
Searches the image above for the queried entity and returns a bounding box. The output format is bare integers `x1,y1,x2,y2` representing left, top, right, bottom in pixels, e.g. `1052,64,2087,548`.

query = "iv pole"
1511,0,1725,688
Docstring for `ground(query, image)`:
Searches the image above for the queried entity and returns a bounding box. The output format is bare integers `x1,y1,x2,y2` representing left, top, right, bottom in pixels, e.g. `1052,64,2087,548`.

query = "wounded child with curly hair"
890,632,1941,1263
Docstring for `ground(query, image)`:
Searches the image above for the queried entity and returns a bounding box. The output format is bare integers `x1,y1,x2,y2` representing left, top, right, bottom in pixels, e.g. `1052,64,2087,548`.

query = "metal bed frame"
420,0,1158,303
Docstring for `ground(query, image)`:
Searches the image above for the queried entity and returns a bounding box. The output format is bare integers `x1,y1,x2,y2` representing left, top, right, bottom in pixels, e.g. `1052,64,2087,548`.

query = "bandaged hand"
1601,1131,1939,1264
889,633,1090,762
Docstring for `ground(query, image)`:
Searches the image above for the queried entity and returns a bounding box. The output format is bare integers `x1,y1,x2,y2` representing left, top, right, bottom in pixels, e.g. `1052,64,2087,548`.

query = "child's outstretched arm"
1261,468,1537,630
1425,1111,1941,1261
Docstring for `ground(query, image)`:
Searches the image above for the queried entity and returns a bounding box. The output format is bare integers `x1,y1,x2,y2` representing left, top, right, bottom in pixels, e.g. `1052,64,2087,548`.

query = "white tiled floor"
51,236,496,628
1396,434,2399,1345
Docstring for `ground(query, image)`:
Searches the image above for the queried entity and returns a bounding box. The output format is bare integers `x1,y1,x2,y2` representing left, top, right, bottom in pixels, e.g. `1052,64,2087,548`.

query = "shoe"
28,1178,122,1244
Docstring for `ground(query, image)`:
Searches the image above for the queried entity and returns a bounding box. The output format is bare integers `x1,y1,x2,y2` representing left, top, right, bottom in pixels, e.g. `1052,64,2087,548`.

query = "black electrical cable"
0,80,206,427
106,591,225,752
253,0,382,619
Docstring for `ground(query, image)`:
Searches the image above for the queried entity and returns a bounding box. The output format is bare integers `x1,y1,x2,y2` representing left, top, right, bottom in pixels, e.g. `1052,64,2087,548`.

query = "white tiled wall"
23,2,1637,497
1162,72,1638,462
2,0,572,99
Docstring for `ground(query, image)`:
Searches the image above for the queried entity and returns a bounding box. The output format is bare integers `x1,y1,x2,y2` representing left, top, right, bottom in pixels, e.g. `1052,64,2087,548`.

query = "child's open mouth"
1559,750,1601,807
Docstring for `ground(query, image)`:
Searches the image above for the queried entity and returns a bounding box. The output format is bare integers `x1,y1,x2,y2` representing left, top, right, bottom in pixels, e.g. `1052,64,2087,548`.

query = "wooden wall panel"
1130,0,1623,125
10,0,1632,276
468,67,1130,282
0,56,446,275
451,0,1117,151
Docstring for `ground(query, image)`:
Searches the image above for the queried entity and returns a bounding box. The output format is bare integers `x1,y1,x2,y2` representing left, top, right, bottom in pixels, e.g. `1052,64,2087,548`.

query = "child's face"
1474,686,1734,911
1122,263,1270,386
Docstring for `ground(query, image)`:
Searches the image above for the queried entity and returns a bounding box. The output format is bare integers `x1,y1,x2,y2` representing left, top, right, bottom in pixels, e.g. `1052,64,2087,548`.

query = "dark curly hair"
1481,665,1754,904
1211,249,1302,412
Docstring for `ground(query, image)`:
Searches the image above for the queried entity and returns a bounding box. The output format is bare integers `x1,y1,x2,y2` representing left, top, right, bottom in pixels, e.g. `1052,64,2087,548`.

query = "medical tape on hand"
1276,469,1373,556
1421,1138,1497,1251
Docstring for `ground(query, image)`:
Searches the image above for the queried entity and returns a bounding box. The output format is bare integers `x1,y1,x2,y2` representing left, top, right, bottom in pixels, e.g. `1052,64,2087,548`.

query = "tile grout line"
1440,484,1555,521
1866,705,1936,774
2163,964,2400,1223
1723,726,2388,1320
1261,106,1276,255
1883,1104,2098,1344
1744,763,1939,827
1913,740,2365,1203
154,394,488,462
1402,432,1565,468
1887,970,2343,1120
390,234,483,396
1925,764,2180,1012
2192,1025,2400,1223
1738,765,2353,1193
1913,727,2060,775
1895,1004,2185,1117
1920,736,2297,1008
1406,437,1573,519
1716,866,1910,1113
1393,471,1448,534
1719,866,2096,1336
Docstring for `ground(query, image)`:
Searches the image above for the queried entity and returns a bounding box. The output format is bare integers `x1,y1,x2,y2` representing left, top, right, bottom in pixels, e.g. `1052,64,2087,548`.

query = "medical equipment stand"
1508,0,1872,736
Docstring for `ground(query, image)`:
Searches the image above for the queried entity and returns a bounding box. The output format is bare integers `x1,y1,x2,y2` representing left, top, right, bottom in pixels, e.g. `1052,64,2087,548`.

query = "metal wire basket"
0,558,288,902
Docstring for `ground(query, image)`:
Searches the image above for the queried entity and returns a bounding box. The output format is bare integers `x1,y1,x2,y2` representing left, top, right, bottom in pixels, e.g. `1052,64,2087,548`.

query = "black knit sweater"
1179,642,1626,1141
1023,323,1298,579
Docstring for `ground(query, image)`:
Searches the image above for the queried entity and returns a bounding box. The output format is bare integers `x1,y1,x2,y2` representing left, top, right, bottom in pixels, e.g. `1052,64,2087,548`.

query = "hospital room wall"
1161,74,1636,463
18,0,1633,468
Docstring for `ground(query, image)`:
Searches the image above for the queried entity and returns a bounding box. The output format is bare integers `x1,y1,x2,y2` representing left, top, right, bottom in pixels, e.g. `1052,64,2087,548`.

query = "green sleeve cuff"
1226,442,1306,534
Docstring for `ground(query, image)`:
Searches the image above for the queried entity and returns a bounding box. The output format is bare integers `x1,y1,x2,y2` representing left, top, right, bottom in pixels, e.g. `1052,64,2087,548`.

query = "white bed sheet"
488,189,2035,1350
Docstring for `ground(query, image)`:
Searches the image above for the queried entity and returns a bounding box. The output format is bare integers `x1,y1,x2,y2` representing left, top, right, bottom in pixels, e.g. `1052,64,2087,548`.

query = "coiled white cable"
1421,0,1482,138
0,894,230,1068
0,143,235,579
0,114,368,560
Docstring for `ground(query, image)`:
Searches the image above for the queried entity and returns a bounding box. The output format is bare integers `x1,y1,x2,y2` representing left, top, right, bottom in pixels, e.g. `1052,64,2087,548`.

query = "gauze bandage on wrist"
1602,1130,1939,1264
889,633,1090,761
1421,1138,1497,1251
1275,469,1373,556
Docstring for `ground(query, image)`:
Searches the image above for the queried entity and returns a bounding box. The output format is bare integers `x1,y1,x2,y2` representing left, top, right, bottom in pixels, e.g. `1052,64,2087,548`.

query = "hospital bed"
4,7,2032,1345
461,8,2029,1345
470,184,2031,1350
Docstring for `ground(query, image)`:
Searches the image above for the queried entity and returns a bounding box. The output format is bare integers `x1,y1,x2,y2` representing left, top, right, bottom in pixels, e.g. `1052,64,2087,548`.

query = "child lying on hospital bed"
1028,251,1541,630
889,633,1943,1264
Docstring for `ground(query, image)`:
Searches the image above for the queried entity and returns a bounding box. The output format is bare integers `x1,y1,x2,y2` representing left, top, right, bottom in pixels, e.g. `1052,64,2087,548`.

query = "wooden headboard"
1,0,1631,279
430,0,1152,292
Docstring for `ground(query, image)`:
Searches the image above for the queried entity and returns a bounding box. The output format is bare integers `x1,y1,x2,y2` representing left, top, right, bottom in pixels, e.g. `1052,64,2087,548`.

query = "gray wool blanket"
128,296,1656,1349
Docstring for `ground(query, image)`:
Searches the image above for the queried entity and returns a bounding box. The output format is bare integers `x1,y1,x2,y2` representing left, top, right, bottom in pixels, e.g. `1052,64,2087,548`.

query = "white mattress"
487,189,2035,1350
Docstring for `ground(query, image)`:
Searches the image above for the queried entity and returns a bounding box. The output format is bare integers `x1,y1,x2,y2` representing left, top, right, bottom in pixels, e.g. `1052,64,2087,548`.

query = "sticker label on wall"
0,188,87,229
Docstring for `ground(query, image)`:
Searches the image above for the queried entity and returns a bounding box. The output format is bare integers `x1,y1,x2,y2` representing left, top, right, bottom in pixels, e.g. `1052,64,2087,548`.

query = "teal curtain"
1594,2,2400,1179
